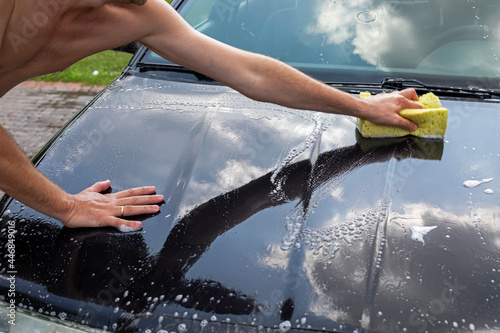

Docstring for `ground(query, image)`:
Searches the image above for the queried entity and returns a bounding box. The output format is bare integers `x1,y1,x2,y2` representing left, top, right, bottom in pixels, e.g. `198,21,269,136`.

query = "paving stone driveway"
0,81,104,197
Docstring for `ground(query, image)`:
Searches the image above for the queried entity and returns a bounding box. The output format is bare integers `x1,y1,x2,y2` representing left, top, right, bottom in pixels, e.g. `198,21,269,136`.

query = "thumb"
86,180,112,193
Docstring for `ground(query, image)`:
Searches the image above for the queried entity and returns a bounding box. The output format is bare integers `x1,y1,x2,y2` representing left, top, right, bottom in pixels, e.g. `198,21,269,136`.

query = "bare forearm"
212,50,420,131
0,126,73,220
230,53,364,116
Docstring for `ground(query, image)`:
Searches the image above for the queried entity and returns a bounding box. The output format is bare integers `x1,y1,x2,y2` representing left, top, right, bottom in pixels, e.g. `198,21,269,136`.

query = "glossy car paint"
1,73,499,332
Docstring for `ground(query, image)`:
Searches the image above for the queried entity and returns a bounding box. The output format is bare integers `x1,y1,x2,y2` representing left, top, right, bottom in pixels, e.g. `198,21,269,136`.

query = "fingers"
112,186,164,218
403,99,423,110
114,185,158,199
117,194,164,207
118,204,161,217
395,116,418,132
111,203,161,233
363,89,420,131
399,94,423,110
62,183,163,230
394,89,420,131
398,88,420,101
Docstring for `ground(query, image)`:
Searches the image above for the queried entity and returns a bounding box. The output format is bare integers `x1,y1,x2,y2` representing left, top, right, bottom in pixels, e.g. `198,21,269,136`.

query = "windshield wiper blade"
136,62,215,82
381,77,500,100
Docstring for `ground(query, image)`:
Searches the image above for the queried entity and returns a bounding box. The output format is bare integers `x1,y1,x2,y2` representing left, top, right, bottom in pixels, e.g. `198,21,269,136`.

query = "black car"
1,0,500,332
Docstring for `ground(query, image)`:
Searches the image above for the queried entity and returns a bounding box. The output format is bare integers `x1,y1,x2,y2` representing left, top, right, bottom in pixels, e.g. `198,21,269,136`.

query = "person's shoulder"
95,0,179,38
90,0,172,26
102,0,172,15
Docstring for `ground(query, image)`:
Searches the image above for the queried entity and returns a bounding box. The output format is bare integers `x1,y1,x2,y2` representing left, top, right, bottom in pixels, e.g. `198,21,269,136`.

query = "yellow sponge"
357,92,448,138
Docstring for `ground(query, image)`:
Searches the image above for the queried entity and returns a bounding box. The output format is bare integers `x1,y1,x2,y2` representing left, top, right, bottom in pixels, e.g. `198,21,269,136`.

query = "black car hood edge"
1,75,499,333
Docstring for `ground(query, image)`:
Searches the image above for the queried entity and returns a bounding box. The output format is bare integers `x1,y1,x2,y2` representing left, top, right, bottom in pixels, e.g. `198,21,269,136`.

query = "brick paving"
0,81,104,197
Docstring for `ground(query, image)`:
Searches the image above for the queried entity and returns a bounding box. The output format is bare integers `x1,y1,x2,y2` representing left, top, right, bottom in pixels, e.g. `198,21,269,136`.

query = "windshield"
143,0,500,90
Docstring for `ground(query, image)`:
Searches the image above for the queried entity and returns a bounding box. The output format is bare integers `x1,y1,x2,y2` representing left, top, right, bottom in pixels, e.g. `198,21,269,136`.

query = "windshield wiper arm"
381,77,500,100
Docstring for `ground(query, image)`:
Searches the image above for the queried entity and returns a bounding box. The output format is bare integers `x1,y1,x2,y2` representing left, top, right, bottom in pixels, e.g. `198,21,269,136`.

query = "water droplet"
178,323,188,333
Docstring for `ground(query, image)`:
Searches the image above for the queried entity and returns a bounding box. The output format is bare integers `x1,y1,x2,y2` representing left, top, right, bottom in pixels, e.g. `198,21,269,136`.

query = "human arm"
0,126,163,229
138,0,420,131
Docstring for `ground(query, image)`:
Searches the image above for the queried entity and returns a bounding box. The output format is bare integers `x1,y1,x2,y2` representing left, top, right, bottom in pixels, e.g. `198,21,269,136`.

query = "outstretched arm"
0,126,163,229
138,0,420,131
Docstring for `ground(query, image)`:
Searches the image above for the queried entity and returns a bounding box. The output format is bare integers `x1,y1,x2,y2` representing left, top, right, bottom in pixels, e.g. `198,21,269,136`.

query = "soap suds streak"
410,225,438,244
271,113,328,194
463,177,494,188
118,224,142,233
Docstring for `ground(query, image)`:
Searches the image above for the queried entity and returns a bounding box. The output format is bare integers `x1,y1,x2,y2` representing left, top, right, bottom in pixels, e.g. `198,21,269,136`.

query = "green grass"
32,50,133,86
33,0,172,86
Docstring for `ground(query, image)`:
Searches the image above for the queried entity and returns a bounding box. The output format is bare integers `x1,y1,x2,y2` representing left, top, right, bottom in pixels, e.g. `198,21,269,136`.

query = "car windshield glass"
142,0,500,90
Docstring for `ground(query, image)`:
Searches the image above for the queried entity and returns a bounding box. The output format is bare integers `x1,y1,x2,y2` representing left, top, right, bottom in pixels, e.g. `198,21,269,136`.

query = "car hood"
1,75,499,332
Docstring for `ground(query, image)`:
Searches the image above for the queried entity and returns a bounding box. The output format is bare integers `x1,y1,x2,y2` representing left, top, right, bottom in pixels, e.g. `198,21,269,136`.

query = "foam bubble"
279,320,292,333
178,323,187,333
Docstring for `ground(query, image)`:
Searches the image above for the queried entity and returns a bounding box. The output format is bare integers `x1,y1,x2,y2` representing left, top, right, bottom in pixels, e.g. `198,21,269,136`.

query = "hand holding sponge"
357,92,448,138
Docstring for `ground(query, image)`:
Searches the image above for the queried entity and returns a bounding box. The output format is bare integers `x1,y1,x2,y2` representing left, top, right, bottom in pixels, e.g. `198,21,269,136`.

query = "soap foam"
410,226,437,244
463,178,494,188
118,224,142,233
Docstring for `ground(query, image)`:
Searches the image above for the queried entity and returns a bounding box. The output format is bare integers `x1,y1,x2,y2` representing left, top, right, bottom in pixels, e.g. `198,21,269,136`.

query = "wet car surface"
1,0,500,332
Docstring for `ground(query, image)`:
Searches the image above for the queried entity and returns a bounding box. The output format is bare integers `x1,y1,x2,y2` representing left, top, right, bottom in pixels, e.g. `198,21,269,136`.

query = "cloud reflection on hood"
306,0,420,69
